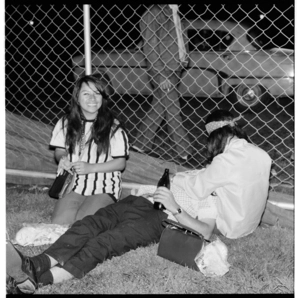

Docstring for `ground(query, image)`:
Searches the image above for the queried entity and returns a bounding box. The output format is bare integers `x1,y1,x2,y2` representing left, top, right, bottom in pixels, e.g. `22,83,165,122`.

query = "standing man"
132,5,192,163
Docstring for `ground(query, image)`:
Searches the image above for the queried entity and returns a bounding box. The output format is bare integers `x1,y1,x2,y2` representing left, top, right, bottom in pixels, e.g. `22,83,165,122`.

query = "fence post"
83,5,92,75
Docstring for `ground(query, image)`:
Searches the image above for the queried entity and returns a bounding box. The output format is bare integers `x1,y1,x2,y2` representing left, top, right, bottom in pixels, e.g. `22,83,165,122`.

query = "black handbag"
49,124,88,200
48,170,75,199
49,138,85,200
157,219,207,271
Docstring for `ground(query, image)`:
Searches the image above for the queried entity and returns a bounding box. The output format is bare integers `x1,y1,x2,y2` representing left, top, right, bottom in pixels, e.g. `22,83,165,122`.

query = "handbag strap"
78,130,86,161
162,219,204,239
78,119,95,161
69,132,85,176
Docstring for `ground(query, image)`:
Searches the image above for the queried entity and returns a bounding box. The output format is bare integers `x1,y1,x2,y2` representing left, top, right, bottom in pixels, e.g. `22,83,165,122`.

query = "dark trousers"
134,69,191,156
44,195,168,278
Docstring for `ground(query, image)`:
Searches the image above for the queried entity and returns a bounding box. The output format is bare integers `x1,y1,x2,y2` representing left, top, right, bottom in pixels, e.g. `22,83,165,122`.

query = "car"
72,19,294,110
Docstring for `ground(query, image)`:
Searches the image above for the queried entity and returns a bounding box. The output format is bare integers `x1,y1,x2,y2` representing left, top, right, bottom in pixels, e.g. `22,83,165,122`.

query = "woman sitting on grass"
6,109,272,294
50,72,129,225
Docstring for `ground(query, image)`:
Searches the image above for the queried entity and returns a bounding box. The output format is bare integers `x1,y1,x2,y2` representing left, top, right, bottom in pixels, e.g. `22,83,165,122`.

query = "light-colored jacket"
173,138,272,239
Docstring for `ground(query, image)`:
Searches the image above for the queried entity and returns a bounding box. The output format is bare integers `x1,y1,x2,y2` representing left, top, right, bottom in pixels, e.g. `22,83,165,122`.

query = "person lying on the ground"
6,109,271,294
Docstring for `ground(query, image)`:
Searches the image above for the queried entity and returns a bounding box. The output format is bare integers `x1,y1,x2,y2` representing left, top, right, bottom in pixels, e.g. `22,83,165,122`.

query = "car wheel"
228,84,271,112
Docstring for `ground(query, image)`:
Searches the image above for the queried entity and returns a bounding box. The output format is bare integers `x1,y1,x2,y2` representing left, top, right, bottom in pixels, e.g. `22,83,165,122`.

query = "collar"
82,119,95,123
79,108,97,123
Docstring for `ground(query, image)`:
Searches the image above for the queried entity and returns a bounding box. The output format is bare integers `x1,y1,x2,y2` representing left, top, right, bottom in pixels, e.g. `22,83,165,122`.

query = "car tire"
228,84,271,112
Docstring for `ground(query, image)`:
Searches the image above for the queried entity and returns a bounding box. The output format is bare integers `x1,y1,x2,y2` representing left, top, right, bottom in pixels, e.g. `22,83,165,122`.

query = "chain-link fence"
5,4,294,189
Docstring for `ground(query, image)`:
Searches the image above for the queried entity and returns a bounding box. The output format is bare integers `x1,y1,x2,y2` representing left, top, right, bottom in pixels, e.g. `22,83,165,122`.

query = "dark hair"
62,72,123,157
205,109,249,164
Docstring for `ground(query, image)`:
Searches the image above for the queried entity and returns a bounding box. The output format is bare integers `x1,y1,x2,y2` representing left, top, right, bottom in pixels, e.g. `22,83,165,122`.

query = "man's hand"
153,187,180,214
159,78,173,92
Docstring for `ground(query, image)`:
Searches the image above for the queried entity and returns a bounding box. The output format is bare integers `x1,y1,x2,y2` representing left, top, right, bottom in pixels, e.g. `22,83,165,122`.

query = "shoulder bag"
49,129,87,200
48,169,75,199
157,219,208,271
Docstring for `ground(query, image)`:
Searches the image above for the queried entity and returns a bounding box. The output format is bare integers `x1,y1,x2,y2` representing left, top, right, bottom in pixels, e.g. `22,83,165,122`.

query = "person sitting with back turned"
50,72,129,225
171,109,272,238
6,109,271,294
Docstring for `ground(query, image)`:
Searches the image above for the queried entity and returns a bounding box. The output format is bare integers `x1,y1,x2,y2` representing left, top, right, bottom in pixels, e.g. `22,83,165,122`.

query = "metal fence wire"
5,4,294,188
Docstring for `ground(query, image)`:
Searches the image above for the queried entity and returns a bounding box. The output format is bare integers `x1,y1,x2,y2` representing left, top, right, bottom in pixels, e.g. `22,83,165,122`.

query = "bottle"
154,168,170,210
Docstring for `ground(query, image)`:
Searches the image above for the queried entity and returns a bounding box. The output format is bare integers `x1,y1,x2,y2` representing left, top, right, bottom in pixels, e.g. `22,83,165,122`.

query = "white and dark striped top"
50,118,129,200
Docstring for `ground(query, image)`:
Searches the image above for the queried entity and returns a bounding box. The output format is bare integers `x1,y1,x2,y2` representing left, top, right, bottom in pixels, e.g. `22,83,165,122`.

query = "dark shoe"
6,275,22,294
6,241,38,294
6,241,28,284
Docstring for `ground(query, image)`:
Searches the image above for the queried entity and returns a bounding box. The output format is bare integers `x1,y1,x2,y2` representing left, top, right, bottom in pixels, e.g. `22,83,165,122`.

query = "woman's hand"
71,161,91,175
57,156,73,175
70,158,126,176
153,187,180,214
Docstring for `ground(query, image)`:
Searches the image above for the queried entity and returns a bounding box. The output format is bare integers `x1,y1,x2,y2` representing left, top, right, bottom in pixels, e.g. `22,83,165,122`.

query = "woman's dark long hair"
62,72,123,157
205,110,249,164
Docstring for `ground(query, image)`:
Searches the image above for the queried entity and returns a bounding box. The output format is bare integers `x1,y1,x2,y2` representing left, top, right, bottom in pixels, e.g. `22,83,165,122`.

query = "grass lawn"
6,185,294,294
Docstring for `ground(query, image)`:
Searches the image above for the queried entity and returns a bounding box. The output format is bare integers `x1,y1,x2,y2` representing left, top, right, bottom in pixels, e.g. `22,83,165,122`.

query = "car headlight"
281,64,294,77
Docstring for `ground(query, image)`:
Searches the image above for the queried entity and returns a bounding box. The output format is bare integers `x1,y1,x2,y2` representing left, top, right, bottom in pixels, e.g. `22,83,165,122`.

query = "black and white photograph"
5,2,295,295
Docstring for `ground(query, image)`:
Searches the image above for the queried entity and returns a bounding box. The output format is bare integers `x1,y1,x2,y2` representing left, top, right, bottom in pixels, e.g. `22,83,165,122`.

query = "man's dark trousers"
44,195,167,278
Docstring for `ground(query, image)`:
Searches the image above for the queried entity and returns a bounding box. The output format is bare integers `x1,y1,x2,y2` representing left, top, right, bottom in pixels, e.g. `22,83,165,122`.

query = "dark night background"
5,3,294,119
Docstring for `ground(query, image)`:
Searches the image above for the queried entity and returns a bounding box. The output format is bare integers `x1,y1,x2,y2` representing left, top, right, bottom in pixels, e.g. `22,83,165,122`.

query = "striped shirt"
50,118,129,200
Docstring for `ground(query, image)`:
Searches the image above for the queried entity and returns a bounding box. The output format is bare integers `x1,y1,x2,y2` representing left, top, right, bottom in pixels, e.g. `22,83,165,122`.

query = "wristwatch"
172,208,182,216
